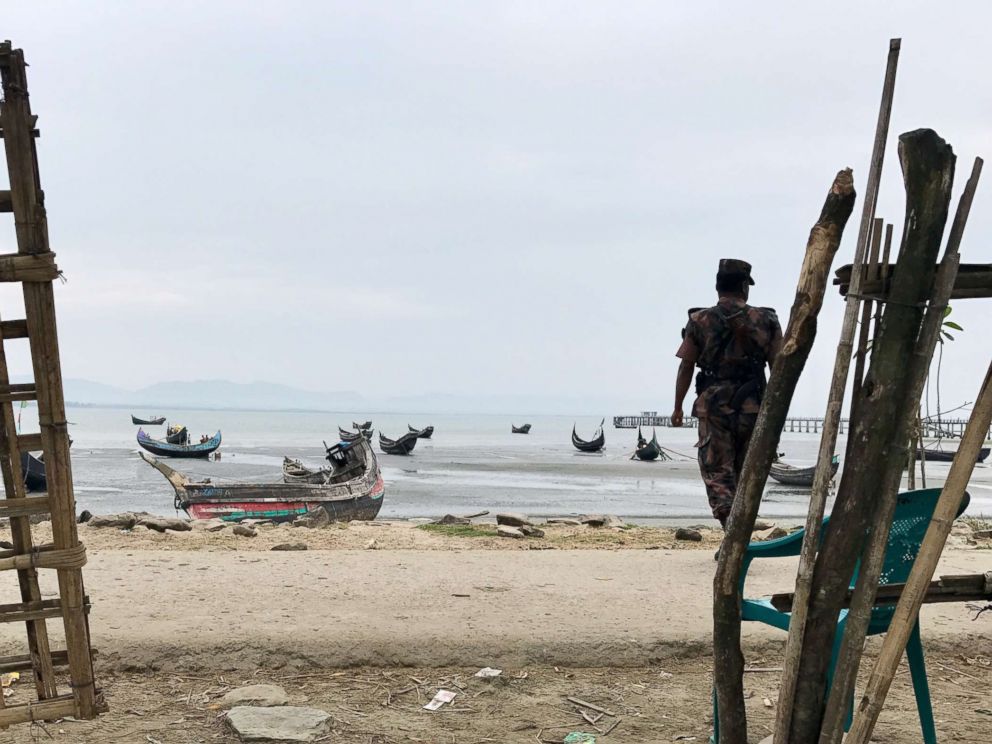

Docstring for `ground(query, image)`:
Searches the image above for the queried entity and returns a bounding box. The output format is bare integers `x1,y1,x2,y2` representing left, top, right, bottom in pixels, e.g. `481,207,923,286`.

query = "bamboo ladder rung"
0,649,75,675
0,320,29,339
0,597,91,625
0,494,50,519
15,432,42,451
0,383,35,403
0,253,60,283
0,695,78,727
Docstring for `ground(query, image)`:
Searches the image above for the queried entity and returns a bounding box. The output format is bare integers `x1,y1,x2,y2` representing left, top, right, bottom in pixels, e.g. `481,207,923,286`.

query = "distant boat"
141,437,384,523
353,421,373,431
165,425,189,445
282,456,331,484
339,426,373,443
408,424,434,439
20,451,46,491
633,427,662,461
137,428,221,458
571,419,605,453
379,431,418,455
132,415,166,426
512,423,532,434
915,446,990,463
769,455,840,487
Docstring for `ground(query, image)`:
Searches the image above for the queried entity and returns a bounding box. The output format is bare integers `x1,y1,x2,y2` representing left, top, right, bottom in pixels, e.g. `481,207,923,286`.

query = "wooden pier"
613,414,987,439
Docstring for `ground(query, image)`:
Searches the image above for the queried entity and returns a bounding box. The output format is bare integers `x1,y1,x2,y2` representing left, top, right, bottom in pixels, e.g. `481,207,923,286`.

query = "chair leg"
907,621,937,744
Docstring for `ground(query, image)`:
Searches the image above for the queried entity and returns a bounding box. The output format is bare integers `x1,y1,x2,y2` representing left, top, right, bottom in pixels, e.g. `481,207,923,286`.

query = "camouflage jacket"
676,298,782,417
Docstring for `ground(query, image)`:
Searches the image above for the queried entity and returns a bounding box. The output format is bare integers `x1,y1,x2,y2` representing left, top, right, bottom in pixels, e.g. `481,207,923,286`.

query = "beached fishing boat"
915,446,990,463
339,426,373,442
512,423,532,434
633,427,662,461
141,437,384,523
769,454,840,487
20,451,46,491
131,415,166,425
571,419,605,452
353,420,373,431
379,431,418,455
165,425,188,445
136,428,221,458
408,424,434,439
282,456,331,484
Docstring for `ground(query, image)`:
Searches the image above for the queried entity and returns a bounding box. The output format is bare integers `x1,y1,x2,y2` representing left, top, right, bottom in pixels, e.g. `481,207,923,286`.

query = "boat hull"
769,458,840,487
20,451,46,491
132,416,166,425
915,447,990,463
137,429,221,458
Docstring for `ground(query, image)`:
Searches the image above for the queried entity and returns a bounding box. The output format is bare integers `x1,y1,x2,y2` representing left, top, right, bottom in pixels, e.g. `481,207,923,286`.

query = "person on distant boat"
671,259,782,529
200,434,208,444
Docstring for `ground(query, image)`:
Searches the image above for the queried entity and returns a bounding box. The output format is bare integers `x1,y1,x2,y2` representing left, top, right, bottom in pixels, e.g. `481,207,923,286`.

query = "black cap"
717,258,755,285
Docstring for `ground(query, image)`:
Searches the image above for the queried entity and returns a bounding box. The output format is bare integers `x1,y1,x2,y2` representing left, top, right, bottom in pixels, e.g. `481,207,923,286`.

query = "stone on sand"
433,514,471,525
220,684,289,709
271,543,308,551
581,514,624,528
138,516,192,533
293,508,331,529
86,513,140,529
226,705,330,742
520,525,545,538
497,525,525,539
674,527,702,542
233,525,258,538
546,518,581,526
496,513,531,527
754,526,788,541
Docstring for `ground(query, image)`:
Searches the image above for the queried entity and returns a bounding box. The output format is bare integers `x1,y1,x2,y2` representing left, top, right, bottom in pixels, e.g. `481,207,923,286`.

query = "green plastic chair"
713,487,969,744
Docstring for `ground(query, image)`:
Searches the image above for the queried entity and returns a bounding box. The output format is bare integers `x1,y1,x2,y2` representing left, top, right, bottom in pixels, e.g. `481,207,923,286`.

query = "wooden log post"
712,169,856,743
787,129,955,743
820,155,982,744
772,39,901,744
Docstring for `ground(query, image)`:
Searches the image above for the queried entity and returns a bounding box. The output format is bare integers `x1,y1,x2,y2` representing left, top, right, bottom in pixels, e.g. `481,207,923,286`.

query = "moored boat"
914,446,990,463
20,451,46,491
769,454,840,487
353,421,373,431
165,425,189,445
132,415,166,425
408,424,434,439
379,431,418,455
282,456,332,484
511,423,532,434
141,437,384,523
339,426,373,442
571,419,605,452
633,427,662,461
137,428,221,458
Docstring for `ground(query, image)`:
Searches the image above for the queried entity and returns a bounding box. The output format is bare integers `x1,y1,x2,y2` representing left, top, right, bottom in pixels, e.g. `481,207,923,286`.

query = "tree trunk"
788,129,955,743
712,169,856,743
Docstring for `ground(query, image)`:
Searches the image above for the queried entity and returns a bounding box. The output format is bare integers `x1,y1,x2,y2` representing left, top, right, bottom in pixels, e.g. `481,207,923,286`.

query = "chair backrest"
850,488,970,589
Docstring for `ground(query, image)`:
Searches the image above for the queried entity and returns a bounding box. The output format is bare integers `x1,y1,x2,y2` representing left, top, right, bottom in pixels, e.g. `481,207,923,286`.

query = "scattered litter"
658,670,673,679
423,689,457,711
475,667,502,678
564,734,597,743
763,697,774,708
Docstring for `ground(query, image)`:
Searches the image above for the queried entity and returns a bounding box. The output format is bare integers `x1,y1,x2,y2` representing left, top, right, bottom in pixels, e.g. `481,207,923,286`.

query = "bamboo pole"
849,217,884,420
819,155,981,744
771,38,901,744
789,129,956,743
845,360,992,743
712,170,856,743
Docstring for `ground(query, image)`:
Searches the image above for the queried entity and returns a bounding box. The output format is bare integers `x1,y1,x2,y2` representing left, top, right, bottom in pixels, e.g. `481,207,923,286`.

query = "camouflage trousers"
695,411,758,527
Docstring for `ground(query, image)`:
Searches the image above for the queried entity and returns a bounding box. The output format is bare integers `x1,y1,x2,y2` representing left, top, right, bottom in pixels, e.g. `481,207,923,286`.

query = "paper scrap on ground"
423,689,457,711
475,667,502,678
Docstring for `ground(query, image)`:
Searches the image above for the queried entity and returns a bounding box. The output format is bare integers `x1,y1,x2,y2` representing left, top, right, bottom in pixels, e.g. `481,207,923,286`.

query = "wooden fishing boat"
571,419,605,452
379,431,418,455
353,421,373,431
633,427,662,461
915,446,990,463
511,423,532,434
282,456,331,484
769,454,840,487
137,428,221,458
165,425,189,445
408,424,434,439
339,426,373,442
141,437,384,523
131,415,166,425
20,451,46,491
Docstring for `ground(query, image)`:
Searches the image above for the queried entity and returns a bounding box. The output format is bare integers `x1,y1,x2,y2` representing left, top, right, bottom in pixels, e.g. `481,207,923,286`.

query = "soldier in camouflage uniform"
672,259,782,527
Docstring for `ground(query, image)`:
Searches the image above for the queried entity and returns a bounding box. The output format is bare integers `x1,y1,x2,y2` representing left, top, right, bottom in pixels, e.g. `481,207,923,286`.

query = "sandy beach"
1,518,989,742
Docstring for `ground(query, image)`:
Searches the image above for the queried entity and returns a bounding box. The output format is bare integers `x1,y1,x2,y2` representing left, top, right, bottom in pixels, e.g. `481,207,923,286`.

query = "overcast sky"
3,2,990,414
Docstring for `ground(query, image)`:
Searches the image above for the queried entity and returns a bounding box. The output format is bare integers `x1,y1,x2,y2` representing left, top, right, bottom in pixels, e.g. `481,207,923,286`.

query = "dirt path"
1,548,987,671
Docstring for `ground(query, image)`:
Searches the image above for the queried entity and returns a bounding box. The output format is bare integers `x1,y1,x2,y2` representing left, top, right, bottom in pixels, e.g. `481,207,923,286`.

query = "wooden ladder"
0,41,102,725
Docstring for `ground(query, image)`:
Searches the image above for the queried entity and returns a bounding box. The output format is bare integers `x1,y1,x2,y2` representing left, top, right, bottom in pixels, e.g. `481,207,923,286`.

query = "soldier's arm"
673,325,699,426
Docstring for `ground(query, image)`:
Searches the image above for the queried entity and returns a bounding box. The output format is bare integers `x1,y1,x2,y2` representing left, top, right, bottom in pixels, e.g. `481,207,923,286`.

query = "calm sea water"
23,406,992,523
